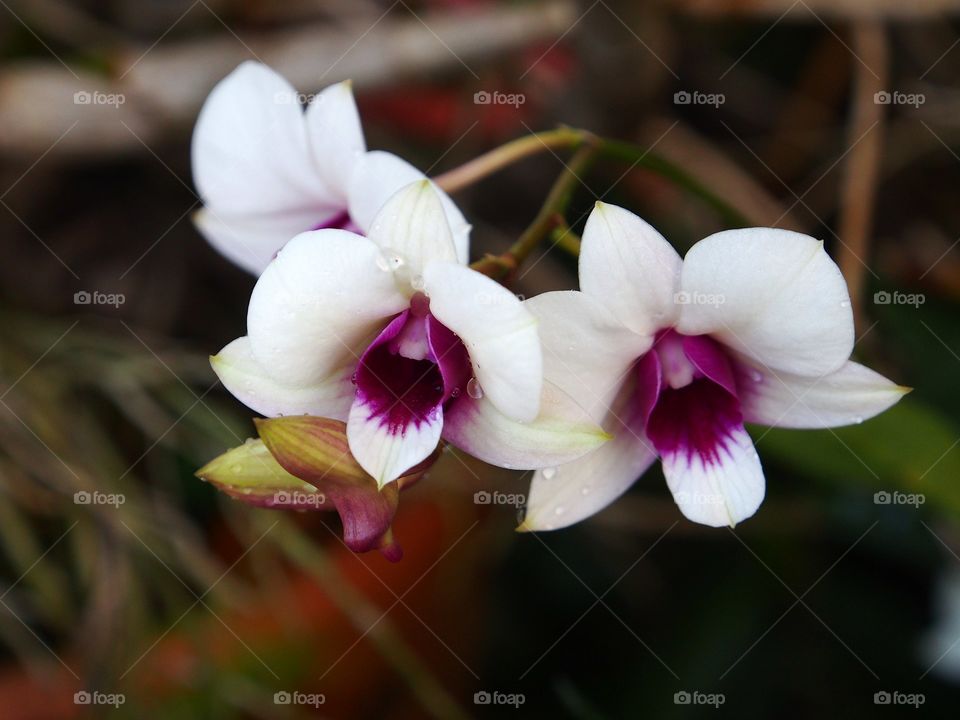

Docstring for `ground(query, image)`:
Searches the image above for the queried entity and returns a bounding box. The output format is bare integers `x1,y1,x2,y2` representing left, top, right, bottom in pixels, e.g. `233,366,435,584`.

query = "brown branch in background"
0,0,576,157
837,21,887,333
675,0,960,21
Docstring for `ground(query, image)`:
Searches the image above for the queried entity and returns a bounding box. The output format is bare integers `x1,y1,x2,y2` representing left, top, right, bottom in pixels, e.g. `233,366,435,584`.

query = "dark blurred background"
2,0,960,717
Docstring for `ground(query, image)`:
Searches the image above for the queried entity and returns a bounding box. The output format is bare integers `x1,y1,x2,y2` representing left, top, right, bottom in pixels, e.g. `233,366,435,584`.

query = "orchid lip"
352,301,471,438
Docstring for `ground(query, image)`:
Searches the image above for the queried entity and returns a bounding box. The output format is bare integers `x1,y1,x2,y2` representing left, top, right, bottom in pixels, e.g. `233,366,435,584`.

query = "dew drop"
451,387,461,398
751,370,763,383
840,300,851,309
854,415,864,424
230,464,242,474
350,372,358,385
467,377,483,399
542,467,557,480
554,506,565,516
580,486,591,496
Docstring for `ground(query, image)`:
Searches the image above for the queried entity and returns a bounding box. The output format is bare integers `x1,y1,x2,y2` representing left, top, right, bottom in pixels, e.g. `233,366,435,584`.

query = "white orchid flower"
191,61,469,274
211,180,608,487
522,202,909,530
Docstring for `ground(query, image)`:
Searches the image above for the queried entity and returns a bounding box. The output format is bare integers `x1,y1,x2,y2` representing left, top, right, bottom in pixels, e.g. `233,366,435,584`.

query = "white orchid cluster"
194,63,907,560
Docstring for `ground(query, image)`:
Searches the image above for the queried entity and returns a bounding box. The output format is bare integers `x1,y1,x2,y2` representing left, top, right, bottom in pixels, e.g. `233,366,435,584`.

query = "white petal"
423,262,541,422
524,291,650,423
212,337,354,420
304,80,366,203
442,380,610,470
662,426,765,527
520,384,657,531
738,359,909,429
579,202,682,335
191,62,332,217
247,229,408,386
365,180,457,282
348,151,471,263
676,228,854,377
347,401,442,487
194,206,335,275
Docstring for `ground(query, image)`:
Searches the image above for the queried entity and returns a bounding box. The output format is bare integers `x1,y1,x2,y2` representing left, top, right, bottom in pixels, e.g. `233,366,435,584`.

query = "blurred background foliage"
1,0,960,717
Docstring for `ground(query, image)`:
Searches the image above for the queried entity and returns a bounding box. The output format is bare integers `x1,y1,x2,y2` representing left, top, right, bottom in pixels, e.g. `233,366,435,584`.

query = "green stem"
433,126,588,194
470,142,599,279
273,520,471,720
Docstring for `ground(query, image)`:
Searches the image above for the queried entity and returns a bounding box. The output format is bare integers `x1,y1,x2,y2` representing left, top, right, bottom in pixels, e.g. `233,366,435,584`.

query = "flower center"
353,297,471,434
637,330,744,466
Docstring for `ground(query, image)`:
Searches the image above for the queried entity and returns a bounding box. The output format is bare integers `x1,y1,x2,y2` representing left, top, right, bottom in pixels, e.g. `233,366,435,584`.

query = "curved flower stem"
470,142,600,280
550,219,581,257
433,126,590,193
272,519,471,720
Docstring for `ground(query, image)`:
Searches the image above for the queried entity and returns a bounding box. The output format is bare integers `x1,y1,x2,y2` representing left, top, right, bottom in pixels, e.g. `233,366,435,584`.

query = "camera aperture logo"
874,490,924,508
474,490,525,507
74,691,125,708
474,90,525,108
74,490,125,508
74,290,125,308
273,690,325,707
73,90,125,108
674,690,725,708
673,90,725,108
674,290,725,307
474,690,525,708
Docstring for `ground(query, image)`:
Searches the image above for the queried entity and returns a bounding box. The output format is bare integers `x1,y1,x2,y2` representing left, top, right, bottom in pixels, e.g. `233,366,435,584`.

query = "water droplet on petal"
350,372,358,385
467,377,483,399
411,275,425,291
230,464,242,474
751,370,763,383
542,467,557,480
840,300,851,308
580,486,591,496
554,506,565,516
854,416,864,424
451,387,461,398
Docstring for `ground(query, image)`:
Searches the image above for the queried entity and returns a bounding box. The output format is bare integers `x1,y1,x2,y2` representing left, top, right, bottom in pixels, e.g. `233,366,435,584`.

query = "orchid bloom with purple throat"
211,180,609,487
191,61,469,274
521,202,909,530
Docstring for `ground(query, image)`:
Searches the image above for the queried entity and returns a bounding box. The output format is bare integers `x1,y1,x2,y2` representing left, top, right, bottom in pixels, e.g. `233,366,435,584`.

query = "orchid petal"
211,337,354,420
304,80,366,203
579,202,682,335
676,228,854,377
348,151,471,263
194,206,337,276
366,180,457,283
192,61,331,218
520,381,657,531
423,262,542,422
442,380,610,470
347,405,443,488
524,291,650,423
247,229,408,386
647,378,764,527
738,359,910,429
